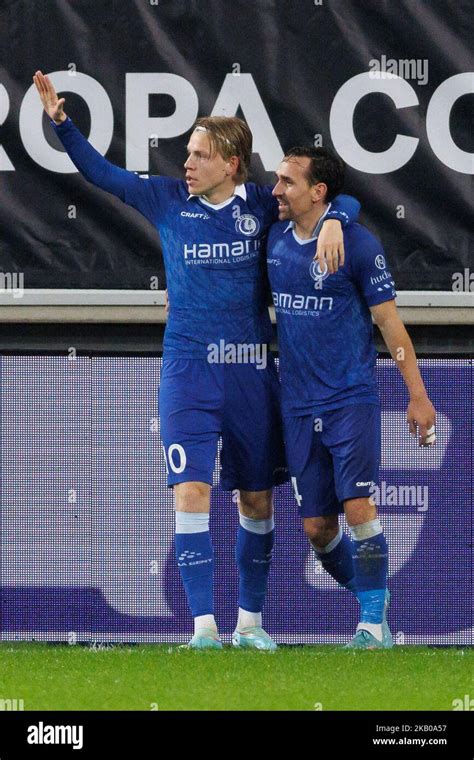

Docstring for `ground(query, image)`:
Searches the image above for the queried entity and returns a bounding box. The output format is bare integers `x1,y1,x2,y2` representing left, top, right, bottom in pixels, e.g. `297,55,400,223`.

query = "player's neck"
293,202,329,240
201,178,238,205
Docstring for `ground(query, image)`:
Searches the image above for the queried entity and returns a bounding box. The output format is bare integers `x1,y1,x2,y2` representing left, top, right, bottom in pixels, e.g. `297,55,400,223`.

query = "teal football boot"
232,626,277,651
185,628,223,650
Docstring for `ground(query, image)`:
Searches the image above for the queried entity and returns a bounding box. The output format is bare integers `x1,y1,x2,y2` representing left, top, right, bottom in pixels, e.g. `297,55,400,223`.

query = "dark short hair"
283,146,345,202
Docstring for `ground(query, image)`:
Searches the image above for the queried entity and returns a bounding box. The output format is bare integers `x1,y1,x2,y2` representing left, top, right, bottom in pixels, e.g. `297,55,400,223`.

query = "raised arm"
33,70,161,221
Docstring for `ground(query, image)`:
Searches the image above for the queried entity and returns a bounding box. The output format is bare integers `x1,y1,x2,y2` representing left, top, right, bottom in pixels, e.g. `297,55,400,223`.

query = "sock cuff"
312,526,344,556
350,518,383,541
239,513,274,535
175,511,210,534
194,614,217,631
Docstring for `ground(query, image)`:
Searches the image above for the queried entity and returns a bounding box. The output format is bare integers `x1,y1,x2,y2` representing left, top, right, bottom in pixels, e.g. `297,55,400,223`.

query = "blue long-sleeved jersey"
51,117,360,357
267,217,397,416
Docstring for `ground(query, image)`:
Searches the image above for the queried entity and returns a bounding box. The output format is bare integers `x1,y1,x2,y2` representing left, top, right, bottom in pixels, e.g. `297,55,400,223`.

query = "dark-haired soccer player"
33,71,360,650
267,146,436,648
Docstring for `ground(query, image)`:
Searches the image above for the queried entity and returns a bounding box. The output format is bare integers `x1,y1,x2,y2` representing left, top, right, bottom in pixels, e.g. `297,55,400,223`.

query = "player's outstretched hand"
315,219,345,274
33,71,67,125
407,395,436,446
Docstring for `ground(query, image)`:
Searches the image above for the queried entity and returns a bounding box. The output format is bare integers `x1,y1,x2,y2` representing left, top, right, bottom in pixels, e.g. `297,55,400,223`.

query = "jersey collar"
283,202,332,242
187,183,247,207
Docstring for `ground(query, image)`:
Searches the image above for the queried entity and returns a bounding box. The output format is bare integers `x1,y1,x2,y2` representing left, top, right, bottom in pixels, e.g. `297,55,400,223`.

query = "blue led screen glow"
0,357,471,645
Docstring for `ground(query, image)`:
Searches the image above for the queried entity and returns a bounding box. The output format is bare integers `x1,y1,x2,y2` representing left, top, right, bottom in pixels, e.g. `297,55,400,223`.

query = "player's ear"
312,182,327,203
227,155,239,178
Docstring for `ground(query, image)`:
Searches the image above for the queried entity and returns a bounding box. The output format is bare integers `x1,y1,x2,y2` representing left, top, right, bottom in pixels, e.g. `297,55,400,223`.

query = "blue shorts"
283,402,381,518
159,355,288,491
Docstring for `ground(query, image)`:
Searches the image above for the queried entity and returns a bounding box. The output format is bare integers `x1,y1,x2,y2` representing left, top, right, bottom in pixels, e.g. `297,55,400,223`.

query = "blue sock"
311,527,357,594
350,519,388,624
236,514,274,613
175,512,213,618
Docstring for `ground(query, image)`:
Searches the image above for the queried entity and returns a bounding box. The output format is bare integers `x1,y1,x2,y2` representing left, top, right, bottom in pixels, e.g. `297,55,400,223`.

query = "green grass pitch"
0,643,472,711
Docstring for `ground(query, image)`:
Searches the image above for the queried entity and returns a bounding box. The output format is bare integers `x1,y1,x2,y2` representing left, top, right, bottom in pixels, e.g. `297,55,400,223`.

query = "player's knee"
239,489,273,520
303,518,338,547
174,481,211,513
344,497,377,526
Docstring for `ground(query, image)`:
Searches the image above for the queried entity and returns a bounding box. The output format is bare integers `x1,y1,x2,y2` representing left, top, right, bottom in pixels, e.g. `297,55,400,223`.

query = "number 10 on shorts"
162,444,187,474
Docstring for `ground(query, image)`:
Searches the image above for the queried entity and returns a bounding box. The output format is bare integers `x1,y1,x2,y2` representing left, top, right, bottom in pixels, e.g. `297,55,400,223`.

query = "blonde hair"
193,116,252,183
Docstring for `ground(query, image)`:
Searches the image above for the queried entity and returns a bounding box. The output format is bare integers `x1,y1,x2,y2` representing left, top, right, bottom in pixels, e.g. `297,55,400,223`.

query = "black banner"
0,0,472,290
0,711,471,757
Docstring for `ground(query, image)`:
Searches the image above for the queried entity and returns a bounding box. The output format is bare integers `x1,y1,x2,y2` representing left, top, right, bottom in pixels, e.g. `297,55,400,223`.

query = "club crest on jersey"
309,260,329,288
375,254,386,269
235,214,260,236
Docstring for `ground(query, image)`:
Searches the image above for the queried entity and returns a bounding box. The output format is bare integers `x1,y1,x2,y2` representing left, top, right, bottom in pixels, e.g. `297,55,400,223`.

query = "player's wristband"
325,210,349,226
